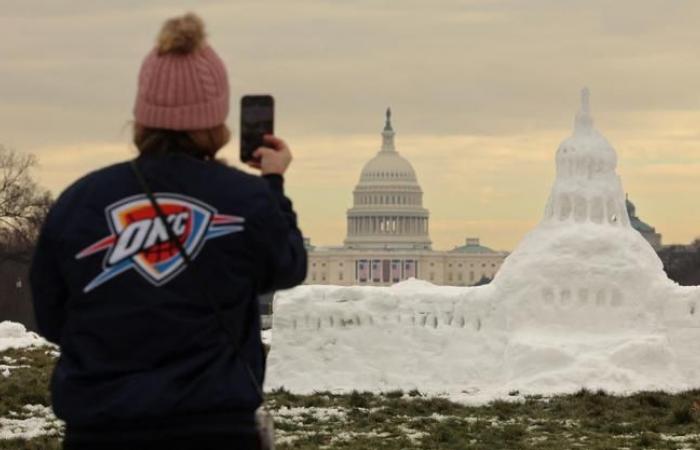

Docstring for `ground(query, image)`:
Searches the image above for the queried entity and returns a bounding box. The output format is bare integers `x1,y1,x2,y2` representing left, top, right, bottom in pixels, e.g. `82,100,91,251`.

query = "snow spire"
381,107,396,152
574,87,594,134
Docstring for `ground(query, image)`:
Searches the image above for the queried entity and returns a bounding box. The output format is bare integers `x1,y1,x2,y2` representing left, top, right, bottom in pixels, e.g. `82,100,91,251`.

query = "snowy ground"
266,390,700,450
0,405,63,441
0,322,50,353
0,322,64,446
1,321,699,449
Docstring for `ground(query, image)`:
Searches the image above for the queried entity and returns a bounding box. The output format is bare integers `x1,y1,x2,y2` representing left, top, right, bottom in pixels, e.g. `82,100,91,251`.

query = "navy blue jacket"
29,153,307,436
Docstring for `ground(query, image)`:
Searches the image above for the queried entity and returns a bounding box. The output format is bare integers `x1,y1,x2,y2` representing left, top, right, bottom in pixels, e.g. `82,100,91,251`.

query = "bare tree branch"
0,145,52,264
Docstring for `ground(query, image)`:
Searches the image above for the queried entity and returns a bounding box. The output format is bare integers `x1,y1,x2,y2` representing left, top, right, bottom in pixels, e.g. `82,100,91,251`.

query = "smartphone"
240,95,274,163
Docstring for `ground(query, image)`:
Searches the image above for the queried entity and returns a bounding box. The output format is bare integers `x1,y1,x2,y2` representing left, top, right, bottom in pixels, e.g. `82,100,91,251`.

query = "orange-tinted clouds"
2,0,698,250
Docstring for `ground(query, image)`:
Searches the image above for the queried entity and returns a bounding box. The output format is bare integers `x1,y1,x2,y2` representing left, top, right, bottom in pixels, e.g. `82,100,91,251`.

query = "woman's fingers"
262,134,288,151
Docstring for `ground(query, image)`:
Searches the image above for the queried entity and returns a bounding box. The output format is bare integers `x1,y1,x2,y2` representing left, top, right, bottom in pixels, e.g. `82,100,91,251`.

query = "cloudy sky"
2,0,699,250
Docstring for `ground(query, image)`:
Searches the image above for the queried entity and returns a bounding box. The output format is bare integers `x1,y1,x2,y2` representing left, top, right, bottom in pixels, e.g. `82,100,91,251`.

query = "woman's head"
133,13,230,158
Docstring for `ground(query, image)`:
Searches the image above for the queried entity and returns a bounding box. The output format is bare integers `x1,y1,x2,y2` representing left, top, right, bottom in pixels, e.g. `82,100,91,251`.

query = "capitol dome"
359,141,418,184
344,109,431,250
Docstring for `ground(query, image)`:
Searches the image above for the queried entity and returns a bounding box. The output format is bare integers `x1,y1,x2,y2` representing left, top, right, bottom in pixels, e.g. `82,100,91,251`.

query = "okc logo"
76,193,244,293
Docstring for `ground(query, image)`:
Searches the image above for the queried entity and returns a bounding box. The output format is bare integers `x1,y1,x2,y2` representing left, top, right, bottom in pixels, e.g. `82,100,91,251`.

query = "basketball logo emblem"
76,193,244,292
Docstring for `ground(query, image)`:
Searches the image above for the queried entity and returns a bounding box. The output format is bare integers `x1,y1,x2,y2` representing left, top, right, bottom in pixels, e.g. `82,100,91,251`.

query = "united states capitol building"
304,109,508,286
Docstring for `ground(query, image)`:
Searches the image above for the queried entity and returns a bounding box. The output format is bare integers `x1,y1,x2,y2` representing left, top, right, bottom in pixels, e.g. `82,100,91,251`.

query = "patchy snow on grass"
270,404,433,446
0,364,30,378
274,406,347,422
327,430,392,446
0,404,63,440
396,425,428,443
660,433,700,443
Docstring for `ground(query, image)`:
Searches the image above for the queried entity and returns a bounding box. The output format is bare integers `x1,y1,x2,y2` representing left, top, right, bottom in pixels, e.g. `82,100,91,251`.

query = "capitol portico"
305,109,508,286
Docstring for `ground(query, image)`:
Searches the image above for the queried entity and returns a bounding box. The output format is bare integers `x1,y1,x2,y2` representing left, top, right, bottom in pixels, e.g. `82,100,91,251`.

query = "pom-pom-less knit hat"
134,13,229,131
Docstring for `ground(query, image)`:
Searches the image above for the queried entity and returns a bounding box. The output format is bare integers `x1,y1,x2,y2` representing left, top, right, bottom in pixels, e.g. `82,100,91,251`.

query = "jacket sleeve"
29,217,68,344
249,174,308,293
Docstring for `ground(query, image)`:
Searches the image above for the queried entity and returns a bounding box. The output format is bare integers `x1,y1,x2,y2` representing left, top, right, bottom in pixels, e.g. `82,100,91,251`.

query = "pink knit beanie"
134,13,229,131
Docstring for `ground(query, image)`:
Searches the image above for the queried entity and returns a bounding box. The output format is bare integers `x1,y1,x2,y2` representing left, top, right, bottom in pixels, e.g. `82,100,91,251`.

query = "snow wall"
266,91,700,402
266,281,699,401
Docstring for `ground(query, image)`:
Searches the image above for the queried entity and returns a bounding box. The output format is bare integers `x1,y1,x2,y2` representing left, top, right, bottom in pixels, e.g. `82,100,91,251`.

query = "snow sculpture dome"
493,88,666,334
556,88,618,177
345,109,431,249
544,88,629,227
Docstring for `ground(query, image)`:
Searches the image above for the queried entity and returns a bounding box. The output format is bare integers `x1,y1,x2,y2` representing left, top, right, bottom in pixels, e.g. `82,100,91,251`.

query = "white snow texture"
0,322,49,353
266,89,700,402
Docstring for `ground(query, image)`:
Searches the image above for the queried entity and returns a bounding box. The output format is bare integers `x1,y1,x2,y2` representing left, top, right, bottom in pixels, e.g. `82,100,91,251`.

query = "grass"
268,388,700,449
1,347,699,449
0,347,54,419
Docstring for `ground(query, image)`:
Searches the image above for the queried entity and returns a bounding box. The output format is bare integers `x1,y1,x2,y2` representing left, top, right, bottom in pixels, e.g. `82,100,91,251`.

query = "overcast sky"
2,0,699,250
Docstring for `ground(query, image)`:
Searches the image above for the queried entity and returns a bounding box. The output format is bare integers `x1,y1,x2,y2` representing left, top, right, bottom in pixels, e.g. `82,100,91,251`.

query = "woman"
29,13,307,450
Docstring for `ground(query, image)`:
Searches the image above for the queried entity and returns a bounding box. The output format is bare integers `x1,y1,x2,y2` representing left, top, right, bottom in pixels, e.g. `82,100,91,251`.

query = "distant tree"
0,145,52,264
659,239,700,286
681,239,700,286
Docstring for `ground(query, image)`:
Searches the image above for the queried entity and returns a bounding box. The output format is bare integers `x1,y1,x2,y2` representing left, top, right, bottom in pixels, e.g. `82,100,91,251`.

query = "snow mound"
266,90,700,403
0,322,50,352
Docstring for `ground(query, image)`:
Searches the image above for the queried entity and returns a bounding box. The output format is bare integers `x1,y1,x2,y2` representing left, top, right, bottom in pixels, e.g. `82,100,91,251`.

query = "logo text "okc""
109,212,188,265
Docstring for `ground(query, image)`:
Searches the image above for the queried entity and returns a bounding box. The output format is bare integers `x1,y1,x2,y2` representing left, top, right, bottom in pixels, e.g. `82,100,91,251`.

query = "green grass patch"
0,347,55,418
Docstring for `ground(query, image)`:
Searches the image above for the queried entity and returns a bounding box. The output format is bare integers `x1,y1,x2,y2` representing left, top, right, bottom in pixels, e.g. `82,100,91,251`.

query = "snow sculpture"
544,88,627,227
494,88,668,335
266,90,700,401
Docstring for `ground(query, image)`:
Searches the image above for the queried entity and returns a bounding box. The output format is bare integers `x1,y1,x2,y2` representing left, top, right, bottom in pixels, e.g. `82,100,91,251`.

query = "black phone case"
240,95,274,163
